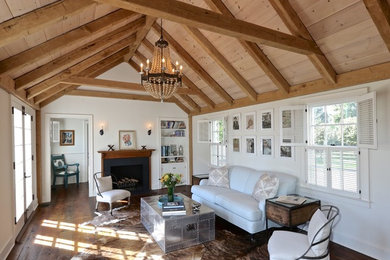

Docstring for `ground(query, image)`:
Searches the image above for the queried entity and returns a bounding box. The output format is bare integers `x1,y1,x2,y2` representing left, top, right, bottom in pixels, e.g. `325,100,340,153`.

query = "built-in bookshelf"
159,118,188,186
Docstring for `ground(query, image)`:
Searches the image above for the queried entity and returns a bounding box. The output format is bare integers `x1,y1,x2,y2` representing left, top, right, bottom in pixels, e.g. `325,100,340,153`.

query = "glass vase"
167,185,175,202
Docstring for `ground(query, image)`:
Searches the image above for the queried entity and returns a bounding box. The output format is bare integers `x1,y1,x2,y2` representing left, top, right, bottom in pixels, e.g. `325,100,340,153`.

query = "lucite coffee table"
141,193,215,253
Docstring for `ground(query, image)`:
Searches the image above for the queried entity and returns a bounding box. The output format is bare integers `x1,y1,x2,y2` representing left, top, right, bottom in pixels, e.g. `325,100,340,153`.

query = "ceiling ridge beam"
203,0,290,93
151,23,234,104
0,9,137,77
0,0,96,48
363,0,390,52
95,0,321,55
184,26,257,101
139,39,216,108
27,34,136,99
269,0,337,84
16,16,146,91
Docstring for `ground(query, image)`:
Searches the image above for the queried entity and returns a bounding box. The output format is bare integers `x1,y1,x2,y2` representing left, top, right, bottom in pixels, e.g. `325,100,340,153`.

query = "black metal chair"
268,205,340,260
51,154,79,188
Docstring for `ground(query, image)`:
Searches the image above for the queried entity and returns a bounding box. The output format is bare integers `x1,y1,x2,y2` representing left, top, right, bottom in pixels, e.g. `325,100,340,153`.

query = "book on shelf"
275,195,306,205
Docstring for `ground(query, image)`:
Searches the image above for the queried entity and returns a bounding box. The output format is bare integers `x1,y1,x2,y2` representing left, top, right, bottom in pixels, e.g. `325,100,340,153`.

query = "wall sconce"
147,123,152,135
99,124,104,136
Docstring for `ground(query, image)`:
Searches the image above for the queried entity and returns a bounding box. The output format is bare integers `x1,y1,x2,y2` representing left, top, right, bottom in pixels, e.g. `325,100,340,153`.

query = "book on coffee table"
275,195,306,205
162,201,185,209
162,207,187,216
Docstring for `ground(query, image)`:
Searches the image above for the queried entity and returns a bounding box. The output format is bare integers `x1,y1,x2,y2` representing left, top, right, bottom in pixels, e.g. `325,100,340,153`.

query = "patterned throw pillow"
252,174,279,201
208,166,230,188
53,159,64,167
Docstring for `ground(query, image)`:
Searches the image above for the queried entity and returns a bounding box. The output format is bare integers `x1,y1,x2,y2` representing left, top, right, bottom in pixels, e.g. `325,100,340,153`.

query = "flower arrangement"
160,173,182,202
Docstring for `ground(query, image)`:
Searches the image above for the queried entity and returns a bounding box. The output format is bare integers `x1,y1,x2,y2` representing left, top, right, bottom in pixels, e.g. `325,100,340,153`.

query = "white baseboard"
333,229,390,259
0,237,15,260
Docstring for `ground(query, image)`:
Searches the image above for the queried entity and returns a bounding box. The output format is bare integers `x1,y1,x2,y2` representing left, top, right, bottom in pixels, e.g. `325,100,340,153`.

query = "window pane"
312,106,325,125
326,104,342,124
331,151,342,190
343,151,358,192
343,102,357,123
307,149,327,187
326,125,341,146
313,126,325,145
343,125,357,146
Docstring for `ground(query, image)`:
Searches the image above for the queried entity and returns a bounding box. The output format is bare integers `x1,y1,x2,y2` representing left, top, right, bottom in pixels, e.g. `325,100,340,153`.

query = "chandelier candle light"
140,19,183,102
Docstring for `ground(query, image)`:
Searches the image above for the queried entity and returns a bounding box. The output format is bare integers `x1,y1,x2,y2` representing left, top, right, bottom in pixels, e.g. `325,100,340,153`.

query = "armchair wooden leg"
76,173,79,186
110,203,113,216
95,201,99,211
52,175,56,189
64,176,68,188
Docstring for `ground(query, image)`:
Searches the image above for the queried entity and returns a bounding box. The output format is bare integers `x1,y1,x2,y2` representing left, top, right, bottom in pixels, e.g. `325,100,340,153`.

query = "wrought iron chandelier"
140,19,183,102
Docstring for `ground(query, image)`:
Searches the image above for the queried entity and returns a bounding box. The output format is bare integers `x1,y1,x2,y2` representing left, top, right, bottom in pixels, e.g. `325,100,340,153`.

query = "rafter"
169,96,191,114
192,61,390,115
151,23,234,104
139,39,216,108
176,94,201,112
203,0,290,93
0,9,137,77
67,89,159,102
269,0,337,84
0,0,96,48
363,0,390,52
0,75,38,109
95,0,321,55
184,26,257,101
27,35,136,99
15,17,145,91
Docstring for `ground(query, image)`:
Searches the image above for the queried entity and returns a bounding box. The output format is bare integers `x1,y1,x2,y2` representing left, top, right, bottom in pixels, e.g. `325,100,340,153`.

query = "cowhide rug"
71,206,269,260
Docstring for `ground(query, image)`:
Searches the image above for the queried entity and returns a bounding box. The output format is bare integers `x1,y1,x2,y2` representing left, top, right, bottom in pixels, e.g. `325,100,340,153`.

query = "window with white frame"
306,93,377,197
210,119,227,167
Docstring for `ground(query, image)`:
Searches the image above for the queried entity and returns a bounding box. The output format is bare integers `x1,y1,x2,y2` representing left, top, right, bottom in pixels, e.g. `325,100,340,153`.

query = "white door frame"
43,113,94,202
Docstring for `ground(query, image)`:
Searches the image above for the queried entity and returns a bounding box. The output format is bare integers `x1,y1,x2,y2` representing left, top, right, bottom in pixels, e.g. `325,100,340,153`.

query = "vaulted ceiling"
0,0,390,115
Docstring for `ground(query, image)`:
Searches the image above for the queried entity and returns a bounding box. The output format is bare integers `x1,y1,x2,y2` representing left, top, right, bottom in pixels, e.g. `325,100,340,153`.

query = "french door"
12,102,35,234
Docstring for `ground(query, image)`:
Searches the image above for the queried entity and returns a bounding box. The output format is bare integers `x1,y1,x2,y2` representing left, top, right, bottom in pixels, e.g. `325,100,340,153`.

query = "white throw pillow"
53,159,64,168
252,174,279,201
96,176,113,193
308,209,330,256
207,166,229,188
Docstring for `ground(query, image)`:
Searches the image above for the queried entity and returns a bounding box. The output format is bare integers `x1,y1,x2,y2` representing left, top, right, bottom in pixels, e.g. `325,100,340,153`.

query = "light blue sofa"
191,166,297,234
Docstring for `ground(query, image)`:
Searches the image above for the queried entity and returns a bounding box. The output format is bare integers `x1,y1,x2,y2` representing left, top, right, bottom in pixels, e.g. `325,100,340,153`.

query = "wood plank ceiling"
0,0,390,115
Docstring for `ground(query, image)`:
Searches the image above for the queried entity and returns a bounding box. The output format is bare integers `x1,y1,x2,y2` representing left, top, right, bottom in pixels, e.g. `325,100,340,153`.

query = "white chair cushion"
207,166,229,188
268,230,317,260
97,189,131,203
308,209,330,256
252,174,279,201
96,176,113,193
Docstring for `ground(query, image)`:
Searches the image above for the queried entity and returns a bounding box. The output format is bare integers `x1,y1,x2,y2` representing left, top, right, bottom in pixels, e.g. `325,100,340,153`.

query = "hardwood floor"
7,183,374,260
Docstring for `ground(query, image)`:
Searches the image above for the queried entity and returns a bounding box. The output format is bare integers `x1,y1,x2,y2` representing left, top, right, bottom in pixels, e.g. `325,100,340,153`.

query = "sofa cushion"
252,174,279,201
191,185,231,204
215,191,262,221
208,166,229,188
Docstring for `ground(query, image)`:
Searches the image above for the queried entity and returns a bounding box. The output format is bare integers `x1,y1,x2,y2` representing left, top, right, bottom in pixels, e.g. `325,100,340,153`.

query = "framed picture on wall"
260,109,273,131
232,136,241,152
119,130,137,150
282,110,293,129
245,136,256,155
232,113,241,131
260,136,273,157
244,112,256,131
280,137,294,159
60,130,75,146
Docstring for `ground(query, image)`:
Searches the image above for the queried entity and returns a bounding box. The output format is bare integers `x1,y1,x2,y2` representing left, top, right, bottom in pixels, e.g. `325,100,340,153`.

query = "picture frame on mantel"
119,130,137,150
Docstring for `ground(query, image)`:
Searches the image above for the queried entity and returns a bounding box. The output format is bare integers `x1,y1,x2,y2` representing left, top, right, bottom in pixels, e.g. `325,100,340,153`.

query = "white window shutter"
52,121,60,143
197,120,211,143
280,105,308,146
357,92,377,149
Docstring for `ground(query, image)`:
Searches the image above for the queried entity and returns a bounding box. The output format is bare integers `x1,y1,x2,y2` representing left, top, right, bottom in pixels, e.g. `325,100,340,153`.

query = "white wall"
192,81,390,259
51,118,88,184
41,96,187,203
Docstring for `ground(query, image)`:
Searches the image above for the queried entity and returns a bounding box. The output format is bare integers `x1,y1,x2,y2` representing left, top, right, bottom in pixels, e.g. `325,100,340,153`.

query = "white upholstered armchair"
93,172,131,215
268,205,339,260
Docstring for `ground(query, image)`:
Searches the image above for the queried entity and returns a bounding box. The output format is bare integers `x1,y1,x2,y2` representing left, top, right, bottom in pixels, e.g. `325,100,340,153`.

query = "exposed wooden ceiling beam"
35,49,127,104
124,16,156,62
176,94,201,112
363,0,390,52
95,0,321,55
269,0,337,84
39,86,78,108
0,0,96,48
67,89,160,101
184,26,257,101
139,39,216,108
151,23,234,104
16,17,145,91
0,75,38,109
0,9,137,77
27,35,136,99
169,96,191,114
192,61,390,115
203,0,290,93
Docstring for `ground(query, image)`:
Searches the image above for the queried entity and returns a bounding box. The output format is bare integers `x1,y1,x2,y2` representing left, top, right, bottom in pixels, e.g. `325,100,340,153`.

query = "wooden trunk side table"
265,196,320,230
